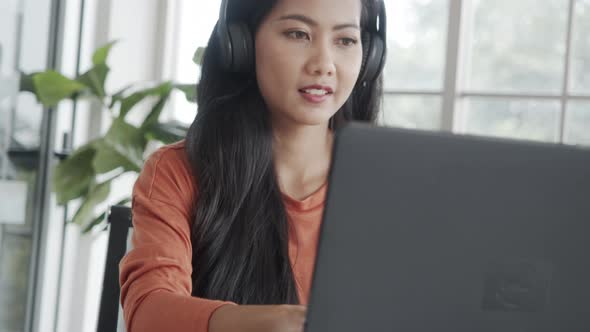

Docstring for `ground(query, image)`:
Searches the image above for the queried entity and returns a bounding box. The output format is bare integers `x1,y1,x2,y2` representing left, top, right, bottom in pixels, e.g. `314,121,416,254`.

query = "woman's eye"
339,38,358,47
285,30,310,40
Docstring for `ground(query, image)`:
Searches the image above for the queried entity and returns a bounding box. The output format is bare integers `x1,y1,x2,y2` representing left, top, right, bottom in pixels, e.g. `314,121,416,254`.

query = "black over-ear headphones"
358,0,387,85
216,0,387,85
216,0,254,73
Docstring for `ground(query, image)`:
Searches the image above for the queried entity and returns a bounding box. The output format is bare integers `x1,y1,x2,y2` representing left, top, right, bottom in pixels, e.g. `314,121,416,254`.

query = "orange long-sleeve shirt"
119,141,326,332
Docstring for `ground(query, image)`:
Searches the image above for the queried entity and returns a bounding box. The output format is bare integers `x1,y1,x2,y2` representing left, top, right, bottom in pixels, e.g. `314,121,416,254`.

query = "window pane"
13,95,42,149
466,0,569,94
0,0,19,75
380,94,441,130
383,0,449,90
175,0,220,84
172,0,221,124
460,98,561,143
0,102,7,143
0,234,32,332
570,0,590,94
565,101,590,146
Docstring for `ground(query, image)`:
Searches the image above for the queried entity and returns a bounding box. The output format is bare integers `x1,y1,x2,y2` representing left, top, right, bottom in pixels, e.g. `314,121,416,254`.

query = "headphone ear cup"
359,32,372,83
359,32,385,84
228,22,254,73
216,22,233,72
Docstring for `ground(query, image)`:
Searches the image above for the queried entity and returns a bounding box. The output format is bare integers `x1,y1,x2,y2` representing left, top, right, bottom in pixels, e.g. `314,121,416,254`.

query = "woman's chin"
293,110,337,127
269,103,340,128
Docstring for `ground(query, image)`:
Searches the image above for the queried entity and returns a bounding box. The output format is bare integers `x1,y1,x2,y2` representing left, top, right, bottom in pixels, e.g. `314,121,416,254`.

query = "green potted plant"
19,41,205,232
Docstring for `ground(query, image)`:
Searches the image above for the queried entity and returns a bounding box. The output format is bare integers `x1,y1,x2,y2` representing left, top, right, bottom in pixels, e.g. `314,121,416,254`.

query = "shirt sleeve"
119,145,235,332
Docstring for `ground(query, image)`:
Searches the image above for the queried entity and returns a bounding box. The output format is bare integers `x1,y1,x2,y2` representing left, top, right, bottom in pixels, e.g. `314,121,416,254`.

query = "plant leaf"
92,40,117,66
174,84,197,103
109,84,133,109
77,63,109,98
33,71,86,108
193,47,206,66
118,82,173,119
52,143,97,205
19,71,38,94
71,180,111,227
145,121,189,144
92,119,146,174
140,87,173,131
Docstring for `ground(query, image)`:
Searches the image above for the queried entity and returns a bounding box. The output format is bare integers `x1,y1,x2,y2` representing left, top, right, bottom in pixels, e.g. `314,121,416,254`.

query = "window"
565,101,590,145
570,0,590,95
1,0,54,330
456,0,576,144
465,0,568,94
383,0,449,91
168,0,221,125
169,0,590,146
458,98,561,142
380,0,449,130
379,0,590,146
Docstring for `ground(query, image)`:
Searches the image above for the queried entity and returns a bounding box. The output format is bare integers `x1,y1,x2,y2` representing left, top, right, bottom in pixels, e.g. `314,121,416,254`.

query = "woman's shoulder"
134,140,196,205
146,140,189,168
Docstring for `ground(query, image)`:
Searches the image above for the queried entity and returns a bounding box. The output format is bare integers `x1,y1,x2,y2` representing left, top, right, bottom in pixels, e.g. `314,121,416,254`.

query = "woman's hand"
209,304,307,332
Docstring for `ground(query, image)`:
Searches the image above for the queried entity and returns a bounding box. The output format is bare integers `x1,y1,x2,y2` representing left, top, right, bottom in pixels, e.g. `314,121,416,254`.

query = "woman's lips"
299,90,332,104
298,85,334,104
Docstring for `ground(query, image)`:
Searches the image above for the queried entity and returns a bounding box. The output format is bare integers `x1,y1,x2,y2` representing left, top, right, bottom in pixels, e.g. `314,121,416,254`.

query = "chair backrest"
97,205,133,332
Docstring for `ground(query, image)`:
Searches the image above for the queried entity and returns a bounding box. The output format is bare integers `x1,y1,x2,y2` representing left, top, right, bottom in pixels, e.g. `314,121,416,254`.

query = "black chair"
97,205,133,332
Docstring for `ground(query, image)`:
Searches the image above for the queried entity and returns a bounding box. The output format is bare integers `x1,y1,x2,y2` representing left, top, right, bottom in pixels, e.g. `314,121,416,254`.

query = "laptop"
305,122,590,332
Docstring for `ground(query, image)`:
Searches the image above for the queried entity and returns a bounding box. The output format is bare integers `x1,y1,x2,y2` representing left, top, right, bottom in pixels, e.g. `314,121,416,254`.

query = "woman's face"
255,0,363,128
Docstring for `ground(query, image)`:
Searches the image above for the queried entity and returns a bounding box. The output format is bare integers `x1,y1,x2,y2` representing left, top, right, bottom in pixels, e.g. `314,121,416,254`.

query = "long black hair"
186,0,384,304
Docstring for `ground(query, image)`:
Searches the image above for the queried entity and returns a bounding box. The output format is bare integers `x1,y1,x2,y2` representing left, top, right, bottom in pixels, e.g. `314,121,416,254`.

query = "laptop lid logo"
482,260,553,312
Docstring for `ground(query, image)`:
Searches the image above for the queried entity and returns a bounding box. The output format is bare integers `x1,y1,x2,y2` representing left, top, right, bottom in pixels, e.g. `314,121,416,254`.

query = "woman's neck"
272,123,334,200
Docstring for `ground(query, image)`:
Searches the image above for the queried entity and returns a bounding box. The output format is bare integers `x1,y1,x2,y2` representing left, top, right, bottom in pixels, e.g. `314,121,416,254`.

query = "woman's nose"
305,41,336,77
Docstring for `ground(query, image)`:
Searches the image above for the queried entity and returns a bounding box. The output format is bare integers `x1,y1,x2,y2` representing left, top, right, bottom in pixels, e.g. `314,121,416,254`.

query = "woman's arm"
120,143,234,332
209,304,307,332
121,143,307,332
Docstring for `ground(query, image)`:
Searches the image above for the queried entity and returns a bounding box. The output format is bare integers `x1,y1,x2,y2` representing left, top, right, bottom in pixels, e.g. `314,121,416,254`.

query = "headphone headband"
376,1,387,43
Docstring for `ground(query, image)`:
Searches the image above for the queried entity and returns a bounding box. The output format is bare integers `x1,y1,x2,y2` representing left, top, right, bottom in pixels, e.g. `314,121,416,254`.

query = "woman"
120,0,385,330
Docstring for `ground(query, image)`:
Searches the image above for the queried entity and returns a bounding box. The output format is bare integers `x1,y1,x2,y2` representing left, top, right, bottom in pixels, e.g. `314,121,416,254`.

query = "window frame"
384,0,590,143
